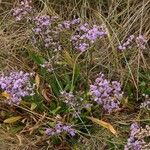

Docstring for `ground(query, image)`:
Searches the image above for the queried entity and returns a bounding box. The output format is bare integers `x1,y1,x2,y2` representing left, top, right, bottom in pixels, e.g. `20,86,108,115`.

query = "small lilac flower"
79,24,89,32
136,35,147,49
62,21,71,29
83,103,93,109
71,18,81,25
40,61,54,73
140,99,150,110
71,23,107,52
34,15,51,27
45,122,76,137
58,18,81,30
45,128,55,136
60,91,93,116
124,123,146,150
90,73,123,113
12,0,32,21
60,91,77,107
118,35,135,51
33,15,62,50
62,125,76,136
118,34,147,51
0,71,35,105
78,43,89,52
68,128,76,136
34,27,42,34
130,123,140,137
62,125,70,132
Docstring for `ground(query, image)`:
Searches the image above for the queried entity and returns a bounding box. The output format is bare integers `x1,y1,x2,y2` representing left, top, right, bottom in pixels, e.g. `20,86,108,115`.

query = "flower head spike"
0,71,35,105
124,123,150,150
136,35,147,49
45,122,76,137
90,73,123,113
71,23,107,52
12,0,32,21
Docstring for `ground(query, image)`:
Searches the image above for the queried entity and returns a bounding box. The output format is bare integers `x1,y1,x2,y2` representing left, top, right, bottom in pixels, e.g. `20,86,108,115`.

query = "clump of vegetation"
0,0,150,149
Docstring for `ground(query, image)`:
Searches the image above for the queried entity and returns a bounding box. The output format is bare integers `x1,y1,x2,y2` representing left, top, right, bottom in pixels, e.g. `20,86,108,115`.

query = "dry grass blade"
87,117,117,136
35,74,40,91
3,116,22,124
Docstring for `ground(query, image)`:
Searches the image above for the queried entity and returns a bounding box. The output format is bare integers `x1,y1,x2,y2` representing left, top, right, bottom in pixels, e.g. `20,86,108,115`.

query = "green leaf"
28,51,44,65
9,126,24,134
51,106,61,115
30,103,37,111
49,75,61,96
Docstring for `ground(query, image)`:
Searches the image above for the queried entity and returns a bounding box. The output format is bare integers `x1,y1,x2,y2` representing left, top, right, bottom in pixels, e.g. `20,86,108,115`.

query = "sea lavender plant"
118,35,135,51
46,122,76,137
124,123,150,150
59,20,72,29
90,73,123,113
33,15,61,50
40,61,54,73
118,34,147,51
60,91,93,114
124,123,143,150
60,91,82,117
139,94,150,110
136,35,147,49
71,23,107,52
60,91,77,107
12,0,32,21
58,18,81,30
0,71,35,105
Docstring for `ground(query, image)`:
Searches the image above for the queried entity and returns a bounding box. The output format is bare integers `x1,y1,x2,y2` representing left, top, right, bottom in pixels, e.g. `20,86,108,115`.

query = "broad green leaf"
4,116,22,124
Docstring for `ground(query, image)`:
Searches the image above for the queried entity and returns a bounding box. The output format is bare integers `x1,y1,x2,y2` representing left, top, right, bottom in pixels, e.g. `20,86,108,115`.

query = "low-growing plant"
0,0,150,149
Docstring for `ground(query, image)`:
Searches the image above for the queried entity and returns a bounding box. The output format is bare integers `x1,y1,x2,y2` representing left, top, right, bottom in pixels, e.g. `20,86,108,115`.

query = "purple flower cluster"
58,18,81,30
118,35,147,51
12,0,32,21
60,91,77,107
33,15,61,50
136,35,147,49
33,16,82,50
124,123,143,150
90,73,123,113
60,91,93,112
124,123,145,150
118,35,135,51
46,122,76,137
71,23,107,52
0,71,35,105
40,61,54,73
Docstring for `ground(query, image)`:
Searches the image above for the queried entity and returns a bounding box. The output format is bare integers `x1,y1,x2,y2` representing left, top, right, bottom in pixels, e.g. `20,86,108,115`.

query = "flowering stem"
71,105,95,143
